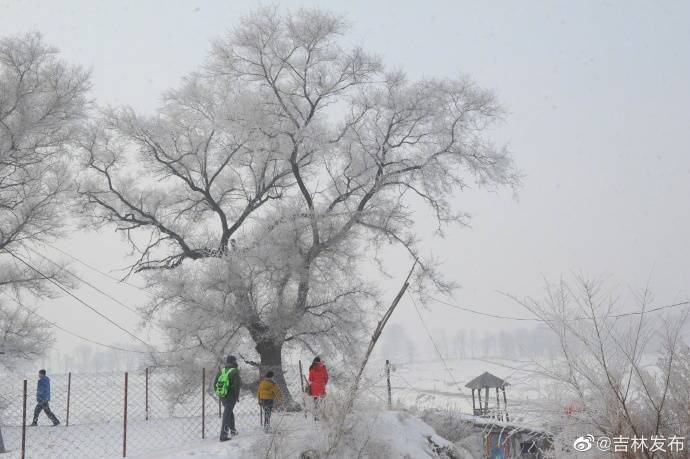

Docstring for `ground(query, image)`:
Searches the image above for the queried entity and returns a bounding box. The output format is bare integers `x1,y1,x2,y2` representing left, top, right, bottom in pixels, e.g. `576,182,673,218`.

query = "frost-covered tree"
516,277,690,459
0,32,89,369
76,7,518,401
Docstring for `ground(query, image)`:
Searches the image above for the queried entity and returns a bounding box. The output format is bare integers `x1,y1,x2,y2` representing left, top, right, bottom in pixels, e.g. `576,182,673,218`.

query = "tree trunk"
254,338,299,410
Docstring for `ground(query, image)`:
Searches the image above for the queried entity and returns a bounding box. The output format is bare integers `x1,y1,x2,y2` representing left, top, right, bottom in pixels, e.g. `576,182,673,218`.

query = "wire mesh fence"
0,366,304,458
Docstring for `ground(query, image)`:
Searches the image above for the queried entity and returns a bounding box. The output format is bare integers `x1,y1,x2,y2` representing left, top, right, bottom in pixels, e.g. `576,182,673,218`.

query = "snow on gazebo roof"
465,371,509,389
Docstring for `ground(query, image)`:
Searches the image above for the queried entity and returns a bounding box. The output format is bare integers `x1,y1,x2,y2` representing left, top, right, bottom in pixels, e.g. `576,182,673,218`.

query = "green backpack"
214,367,237,398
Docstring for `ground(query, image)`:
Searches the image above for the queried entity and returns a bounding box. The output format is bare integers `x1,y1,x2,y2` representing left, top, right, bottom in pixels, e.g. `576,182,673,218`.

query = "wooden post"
21,380,27,459
471,389,476,414
145,367,149,421
298,360,304,393
485,388,489,415
0,421,5,454
217,367,222,418
385,360,392,409
299,359,306,418
123,372,128,458
496,387,501,420
502,387,509,422
258,366,263,427
202,368,206,439
66,372,72,427
477,387,483,415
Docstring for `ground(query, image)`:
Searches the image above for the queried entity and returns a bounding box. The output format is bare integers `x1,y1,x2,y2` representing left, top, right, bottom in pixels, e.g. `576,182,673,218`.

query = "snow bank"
129,410,458,459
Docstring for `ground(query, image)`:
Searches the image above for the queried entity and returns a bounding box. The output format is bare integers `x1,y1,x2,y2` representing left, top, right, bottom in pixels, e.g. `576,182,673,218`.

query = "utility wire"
408,292,462,390
429,296,690,322
39,241,154,297
2,248,152,347
429,296,538,321
0,290,151,354
0,287,203,356
25,245,141,315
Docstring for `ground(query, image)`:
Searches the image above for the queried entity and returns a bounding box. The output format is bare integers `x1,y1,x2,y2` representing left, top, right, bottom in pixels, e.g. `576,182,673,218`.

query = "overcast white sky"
2,0,689,361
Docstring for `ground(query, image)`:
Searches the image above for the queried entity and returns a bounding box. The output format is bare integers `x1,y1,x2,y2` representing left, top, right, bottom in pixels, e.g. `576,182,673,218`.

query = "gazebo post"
477,388,483,414
502,387,509,422
496,387,501,420
471,389,476,414
485,387,489,415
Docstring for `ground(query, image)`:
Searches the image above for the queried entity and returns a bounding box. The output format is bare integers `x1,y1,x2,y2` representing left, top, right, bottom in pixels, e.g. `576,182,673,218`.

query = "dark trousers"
260,399,274,427
33,401,59,425
220,396,237,438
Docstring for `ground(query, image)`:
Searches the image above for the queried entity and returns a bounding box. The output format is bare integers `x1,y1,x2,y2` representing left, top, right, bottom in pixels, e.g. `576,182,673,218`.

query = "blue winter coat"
36,376,50,402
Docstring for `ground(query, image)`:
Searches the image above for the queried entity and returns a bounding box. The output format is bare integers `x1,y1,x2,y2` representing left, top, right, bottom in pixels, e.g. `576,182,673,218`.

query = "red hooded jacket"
308,362,328,397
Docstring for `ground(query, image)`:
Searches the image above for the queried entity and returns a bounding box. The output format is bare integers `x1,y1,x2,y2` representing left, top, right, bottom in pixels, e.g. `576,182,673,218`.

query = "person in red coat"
308,356,328,416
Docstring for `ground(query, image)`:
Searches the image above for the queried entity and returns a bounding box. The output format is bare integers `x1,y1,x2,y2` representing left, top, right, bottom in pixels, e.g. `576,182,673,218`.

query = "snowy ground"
0,357,553,457
128,410,457,459
370,355,550,425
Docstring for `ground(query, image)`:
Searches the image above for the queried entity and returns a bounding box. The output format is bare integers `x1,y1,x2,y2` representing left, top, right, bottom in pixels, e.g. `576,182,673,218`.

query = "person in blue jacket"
30,369,60,426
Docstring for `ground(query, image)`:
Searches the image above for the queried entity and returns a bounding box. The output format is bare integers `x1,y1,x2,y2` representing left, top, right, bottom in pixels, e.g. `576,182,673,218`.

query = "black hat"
226,355,237,365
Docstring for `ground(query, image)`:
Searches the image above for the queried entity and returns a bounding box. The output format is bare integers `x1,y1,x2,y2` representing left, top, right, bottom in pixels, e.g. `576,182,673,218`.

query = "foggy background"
2,0,689,370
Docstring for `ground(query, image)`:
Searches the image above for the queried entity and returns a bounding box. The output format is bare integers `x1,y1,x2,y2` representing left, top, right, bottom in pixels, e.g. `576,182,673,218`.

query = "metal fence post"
123,372,128,458
202,368,206,439
299,360,307,418
386,360,392,409
259,366,263,427
298,360,304,393
66,372,72,427
0,420,5,454
145,367,149,421
21,380,27,459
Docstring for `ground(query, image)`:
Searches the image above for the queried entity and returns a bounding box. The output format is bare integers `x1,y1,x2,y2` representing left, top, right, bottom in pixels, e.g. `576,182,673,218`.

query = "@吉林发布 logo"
573,435,594,451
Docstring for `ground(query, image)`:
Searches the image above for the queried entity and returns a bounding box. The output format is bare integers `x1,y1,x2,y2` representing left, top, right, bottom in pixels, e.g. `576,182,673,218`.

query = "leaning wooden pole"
326,259,418,456
353,258,417,386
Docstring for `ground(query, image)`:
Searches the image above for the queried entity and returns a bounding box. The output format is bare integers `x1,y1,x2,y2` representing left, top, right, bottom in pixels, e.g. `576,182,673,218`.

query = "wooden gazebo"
466,371,509,421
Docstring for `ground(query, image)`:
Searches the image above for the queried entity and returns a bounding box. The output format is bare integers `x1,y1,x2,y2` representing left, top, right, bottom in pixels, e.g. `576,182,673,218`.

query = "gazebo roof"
465,372,509,389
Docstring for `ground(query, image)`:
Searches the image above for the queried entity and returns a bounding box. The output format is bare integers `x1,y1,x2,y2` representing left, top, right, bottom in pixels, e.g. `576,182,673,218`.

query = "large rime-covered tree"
76,8,518,402
0,32,89,369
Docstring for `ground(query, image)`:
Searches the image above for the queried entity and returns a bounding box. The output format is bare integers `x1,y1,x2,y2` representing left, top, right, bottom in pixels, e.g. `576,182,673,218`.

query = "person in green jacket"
214,355,241,441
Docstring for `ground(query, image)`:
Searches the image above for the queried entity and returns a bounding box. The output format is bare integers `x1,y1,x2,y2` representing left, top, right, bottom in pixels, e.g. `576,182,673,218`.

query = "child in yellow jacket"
257,371,282,431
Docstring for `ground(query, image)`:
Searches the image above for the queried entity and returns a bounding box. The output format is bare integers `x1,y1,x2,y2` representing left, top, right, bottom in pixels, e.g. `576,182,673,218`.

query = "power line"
429,296,690,323
2,248,152,348
407,292,462,390
0,290,151,354
429,296,538,321
608,300,690,319
25,245,141,315
0,285,203,356
39,241,154,297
